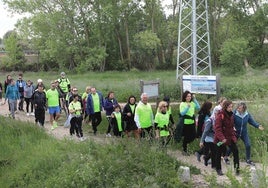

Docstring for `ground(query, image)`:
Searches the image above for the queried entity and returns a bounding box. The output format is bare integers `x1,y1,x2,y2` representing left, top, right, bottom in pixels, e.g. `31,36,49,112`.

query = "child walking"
110,104,124,137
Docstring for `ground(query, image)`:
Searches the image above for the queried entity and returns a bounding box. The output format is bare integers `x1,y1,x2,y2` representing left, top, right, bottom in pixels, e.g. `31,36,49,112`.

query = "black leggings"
182,123,196,152
25,98,33,113
35,108,45,126
140,126,154,140
215,141,239,170
70,116,83,137
91,112,102,134
203,142,217,168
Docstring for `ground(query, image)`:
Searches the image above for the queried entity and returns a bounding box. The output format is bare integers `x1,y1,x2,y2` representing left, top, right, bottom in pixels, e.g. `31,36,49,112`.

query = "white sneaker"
80,137,86,141
26,113,30,116
106,133,112,137
30,112,35,116
69,135,74,140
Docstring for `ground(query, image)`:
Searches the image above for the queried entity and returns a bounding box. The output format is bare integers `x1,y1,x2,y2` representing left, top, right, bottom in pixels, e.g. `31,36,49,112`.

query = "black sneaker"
216,169,224,176
203,157,208,166
246,160,255,166
235,168,240,175
182,151,190,156
224,157,230,165
195,152,201,162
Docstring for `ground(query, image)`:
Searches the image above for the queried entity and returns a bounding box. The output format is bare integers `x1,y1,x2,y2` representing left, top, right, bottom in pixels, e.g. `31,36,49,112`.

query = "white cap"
37,79,42,83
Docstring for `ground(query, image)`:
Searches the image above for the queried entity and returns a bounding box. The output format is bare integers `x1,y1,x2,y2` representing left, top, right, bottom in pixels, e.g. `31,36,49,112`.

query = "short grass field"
1,68,268,101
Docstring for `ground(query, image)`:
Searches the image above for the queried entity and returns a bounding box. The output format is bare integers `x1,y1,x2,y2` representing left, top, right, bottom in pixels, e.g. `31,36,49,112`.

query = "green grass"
0,116,202,187
1,68,268,103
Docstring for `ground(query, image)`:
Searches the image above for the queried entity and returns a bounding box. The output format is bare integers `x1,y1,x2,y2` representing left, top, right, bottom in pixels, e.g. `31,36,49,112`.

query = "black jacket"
32,91,47,110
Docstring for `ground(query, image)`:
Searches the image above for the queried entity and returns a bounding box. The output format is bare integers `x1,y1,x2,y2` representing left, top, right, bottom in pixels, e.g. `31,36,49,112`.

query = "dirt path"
0,102,266,187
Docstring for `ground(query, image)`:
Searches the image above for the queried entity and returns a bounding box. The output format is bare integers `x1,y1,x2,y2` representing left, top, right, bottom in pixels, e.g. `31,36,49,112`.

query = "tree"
220,37,250,73
133,30,161,70
4,0,268,72
3,32,26,71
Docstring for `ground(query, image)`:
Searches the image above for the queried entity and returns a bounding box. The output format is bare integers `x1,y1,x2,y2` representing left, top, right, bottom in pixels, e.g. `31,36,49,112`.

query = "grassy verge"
1,68,267,102
0,116,201,187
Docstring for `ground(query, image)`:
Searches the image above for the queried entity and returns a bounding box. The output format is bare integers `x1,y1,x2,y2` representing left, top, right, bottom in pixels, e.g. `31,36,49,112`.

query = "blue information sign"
182,75,217,95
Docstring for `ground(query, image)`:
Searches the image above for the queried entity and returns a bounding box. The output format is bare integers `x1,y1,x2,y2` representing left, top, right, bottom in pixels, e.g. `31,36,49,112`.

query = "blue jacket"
233,110,260,138
16,79,26,97
86,91,104,115
5,85,19,100
103,97,118,116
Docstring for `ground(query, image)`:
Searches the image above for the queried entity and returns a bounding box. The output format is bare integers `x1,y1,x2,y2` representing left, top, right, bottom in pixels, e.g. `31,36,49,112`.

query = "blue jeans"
226,133,251,160
240,133,251,160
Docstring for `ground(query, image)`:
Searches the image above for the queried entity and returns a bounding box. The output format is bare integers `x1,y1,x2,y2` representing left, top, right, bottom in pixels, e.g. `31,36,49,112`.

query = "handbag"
174,116,184,143
64,114,74,128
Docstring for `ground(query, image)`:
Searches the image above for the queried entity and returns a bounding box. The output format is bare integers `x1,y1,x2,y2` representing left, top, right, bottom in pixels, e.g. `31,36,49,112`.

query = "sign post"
140,80,160,107
181,75,220,99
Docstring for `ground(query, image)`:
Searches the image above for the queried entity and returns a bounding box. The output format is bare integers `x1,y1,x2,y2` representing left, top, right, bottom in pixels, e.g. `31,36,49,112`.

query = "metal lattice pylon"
176,0,212,79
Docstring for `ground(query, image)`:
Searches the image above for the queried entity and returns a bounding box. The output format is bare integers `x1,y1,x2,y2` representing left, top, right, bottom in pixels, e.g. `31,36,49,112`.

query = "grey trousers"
8,99,17,119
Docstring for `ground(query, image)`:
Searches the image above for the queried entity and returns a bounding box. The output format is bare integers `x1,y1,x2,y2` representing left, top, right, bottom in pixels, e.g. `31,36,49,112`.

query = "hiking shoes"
195,152,201,162
216,169,224,176
235,168,240,175
204,157,208,166
223,157,230,165
51,121,58,130
182,151,190,156
80,137,86,141
246,160,255,166
106,133,112,137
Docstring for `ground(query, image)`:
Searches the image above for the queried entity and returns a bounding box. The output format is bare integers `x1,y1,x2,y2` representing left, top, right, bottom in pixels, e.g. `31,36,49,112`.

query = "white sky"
0,0,173,39
0,1,21,38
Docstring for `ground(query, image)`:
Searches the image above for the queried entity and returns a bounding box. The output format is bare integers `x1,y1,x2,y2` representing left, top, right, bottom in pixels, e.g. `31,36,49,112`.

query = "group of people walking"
192,96,264,176
2,73,264,176
2,72,69,128
3,73,35,119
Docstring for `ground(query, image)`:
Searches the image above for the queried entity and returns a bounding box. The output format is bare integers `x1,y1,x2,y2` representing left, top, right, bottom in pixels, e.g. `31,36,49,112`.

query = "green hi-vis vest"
180,102,196,125
58,78,70,93
135,103,153,128
114,112,122,131
92,94,100,113
155,111,170,137
69,101,82,116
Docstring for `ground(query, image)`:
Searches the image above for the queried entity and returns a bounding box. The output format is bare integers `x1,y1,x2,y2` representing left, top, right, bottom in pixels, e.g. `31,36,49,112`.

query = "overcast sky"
0,1,21,38
0,1,172,39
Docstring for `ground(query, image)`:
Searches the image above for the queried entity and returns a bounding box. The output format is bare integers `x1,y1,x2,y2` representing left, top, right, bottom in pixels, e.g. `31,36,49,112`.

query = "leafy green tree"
4,0,268,72
133,30,161,70
3,32,26,71
220,37,250,73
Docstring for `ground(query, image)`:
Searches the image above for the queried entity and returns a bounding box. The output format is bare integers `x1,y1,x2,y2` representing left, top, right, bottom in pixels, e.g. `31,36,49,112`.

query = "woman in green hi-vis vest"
180,90,200,155
154,101,170,147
